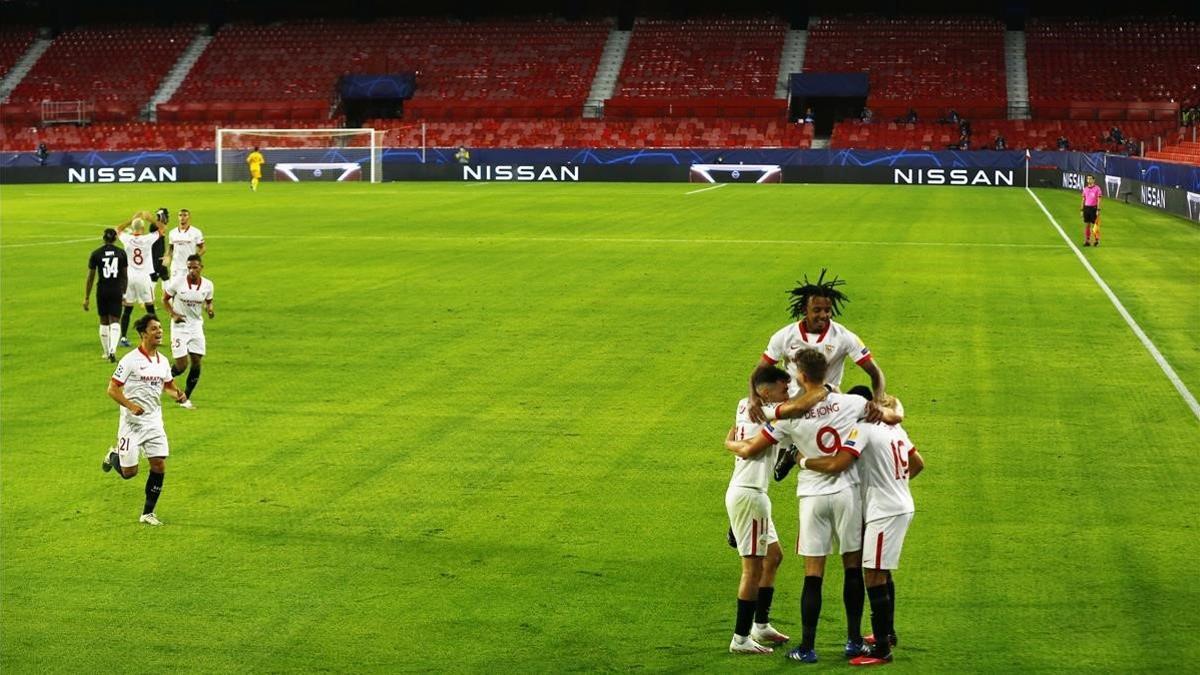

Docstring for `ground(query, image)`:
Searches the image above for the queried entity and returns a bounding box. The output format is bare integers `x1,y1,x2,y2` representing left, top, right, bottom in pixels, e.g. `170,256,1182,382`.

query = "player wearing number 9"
726,349,901,662
792,385,924,666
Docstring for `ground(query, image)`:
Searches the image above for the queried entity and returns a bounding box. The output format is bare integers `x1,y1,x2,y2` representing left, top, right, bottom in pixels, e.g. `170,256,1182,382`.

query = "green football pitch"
2,181,1198,672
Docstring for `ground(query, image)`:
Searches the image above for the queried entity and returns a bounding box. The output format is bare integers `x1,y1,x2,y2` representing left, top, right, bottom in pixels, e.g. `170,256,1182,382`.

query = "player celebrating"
1081,174,1102,246
101,314,189,525
246,146,265,191
115,214,165,347
84,228,128,362
166,208,205,280
748,270,887,423
793,386,926,666
724,366,830,655
162,255,214,408
728,350,898,663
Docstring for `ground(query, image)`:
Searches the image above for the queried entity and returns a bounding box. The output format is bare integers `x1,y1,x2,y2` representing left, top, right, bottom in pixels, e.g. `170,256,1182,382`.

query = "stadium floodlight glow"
215,128,386,184
689,163,783,184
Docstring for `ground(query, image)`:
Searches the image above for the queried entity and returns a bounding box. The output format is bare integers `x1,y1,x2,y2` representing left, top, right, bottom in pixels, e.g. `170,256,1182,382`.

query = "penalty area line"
684,183,728,195
1026,187,1200,422
0,237,96,249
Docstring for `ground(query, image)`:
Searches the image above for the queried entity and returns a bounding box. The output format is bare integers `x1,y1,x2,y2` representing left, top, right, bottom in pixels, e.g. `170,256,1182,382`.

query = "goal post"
215,128,386,184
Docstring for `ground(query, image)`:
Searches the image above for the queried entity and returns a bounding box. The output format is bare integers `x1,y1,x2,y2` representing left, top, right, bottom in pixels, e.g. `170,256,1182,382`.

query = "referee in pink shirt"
1081,175,1102,246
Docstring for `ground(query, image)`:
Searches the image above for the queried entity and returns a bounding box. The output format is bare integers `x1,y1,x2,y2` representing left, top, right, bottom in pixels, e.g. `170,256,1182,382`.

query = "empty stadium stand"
7,24,195,122
168,18,610,122
804,16,1008,119
0,26,37,81
1026,19,1200,116
612,18,786,99
831,119,1177,152
1145,132,1200,165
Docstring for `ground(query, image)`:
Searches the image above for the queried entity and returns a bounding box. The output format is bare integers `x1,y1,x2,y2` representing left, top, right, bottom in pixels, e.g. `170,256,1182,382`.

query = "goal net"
215,128,384,184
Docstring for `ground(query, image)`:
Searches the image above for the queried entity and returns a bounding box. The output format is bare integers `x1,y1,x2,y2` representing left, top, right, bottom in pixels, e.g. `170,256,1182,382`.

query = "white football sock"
109,324,121,353
99,324,110,355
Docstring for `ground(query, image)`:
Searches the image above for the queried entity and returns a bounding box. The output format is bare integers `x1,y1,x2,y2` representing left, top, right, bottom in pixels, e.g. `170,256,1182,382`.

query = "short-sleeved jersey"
163,275,214,328
88,244,128,293
118,231,160,276
841,422,917,521
168,226,205,273
247,151,264,170
728,397,783,492
1082,184,1102,207
762,320,872,391
761,392,867,496
111,346,173,426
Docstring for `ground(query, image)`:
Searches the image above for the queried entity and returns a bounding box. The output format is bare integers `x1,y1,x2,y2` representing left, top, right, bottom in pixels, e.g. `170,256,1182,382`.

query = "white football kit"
841,422,918,570
111,347,174,467
167,226,204,279
118,231,160,304
761,393,868,556
763,320,872,396
163,275,214,358
725,397,784,557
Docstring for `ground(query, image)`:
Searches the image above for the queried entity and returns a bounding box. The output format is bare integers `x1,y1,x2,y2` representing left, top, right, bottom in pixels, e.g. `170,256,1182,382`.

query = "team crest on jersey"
824,344,835,355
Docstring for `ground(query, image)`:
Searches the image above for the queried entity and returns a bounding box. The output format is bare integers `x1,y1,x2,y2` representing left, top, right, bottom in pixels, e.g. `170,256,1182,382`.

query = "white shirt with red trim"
761,392,866,497
762,319,872,391
163,275,213,329
118,231,160,276
842,422,917,521
112,346,174,427
728,397,782,492
168,226,205,276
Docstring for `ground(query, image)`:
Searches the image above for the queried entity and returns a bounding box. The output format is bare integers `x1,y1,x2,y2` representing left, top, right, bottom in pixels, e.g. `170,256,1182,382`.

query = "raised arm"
860,358,887,402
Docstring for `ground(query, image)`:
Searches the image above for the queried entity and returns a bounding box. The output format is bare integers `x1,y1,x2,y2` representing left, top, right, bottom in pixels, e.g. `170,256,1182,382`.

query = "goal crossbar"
215,127,383,184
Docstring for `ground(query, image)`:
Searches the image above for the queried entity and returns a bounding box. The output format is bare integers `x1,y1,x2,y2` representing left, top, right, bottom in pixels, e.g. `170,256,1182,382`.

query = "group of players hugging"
722,270,925,666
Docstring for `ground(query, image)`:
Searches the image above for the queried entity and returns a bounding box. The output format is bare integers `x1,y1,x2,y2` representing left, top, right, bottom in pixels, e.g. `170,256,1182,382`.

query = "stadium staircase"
583,29,631,118
1145,132,1200,165
1004,31,1030,120
774,28,806,99
0,34,49,103
146,30,211,121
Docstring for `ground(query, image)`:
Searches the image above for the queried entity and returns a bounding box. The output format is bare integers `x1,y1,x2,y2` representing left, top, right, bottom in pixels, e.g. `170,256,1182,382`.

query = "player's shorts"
1082,205,1098,224
862,512,914,571
796,486,863,557
96,289,122,317
123,271,154,305
115,418,170,467
725,487,778,558
170,324,206,358
250,168,262,179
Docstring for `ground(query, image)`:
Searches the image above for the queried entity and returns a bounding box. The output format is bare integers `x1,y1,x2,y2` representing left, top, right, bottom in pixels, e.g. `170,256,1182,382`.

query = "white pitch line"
211,233,1059,249
684,183,728,195
1026,187,1200,421
0,237,96,249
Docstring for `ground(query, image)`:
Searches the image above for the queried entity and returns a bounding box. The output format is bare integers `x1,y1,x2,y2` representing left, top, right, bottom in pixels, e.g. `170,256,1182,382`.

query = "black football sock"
185,364,201,397
143,470,164,514
866,584,893,658
886,575,897,642
143,303,156,318
120,306,133,338
800,575,823,649
735,598,757,638
108,450,134,480
844,567,865,642
755,586,775,624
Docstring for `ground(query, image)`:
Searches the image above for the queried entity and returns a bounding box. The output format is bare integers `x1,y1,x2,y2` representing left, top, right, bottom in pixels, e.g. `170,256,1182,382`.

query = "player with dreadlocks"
748,269,887,422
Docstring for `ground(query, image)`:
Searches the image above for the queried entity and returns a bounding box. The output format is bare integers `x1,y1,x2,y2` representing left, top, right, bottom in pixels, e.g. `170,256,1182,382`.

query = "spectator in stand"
904,108,918,123
1057,135,1070,151
958,119,972,138
993,135,1007,151
1109,126,1124,144
958,134,970,151
35,142,48,166
455,146,471,165
802,107,815,124
861,107,873,123
1124,138,1138,156
942,109,960,124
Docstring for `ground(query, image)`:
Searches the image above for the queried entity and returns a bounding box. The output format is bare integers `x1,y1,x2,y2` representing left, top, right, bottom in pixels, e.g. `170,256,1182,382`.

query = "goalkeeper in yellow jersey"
246,146,265,191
